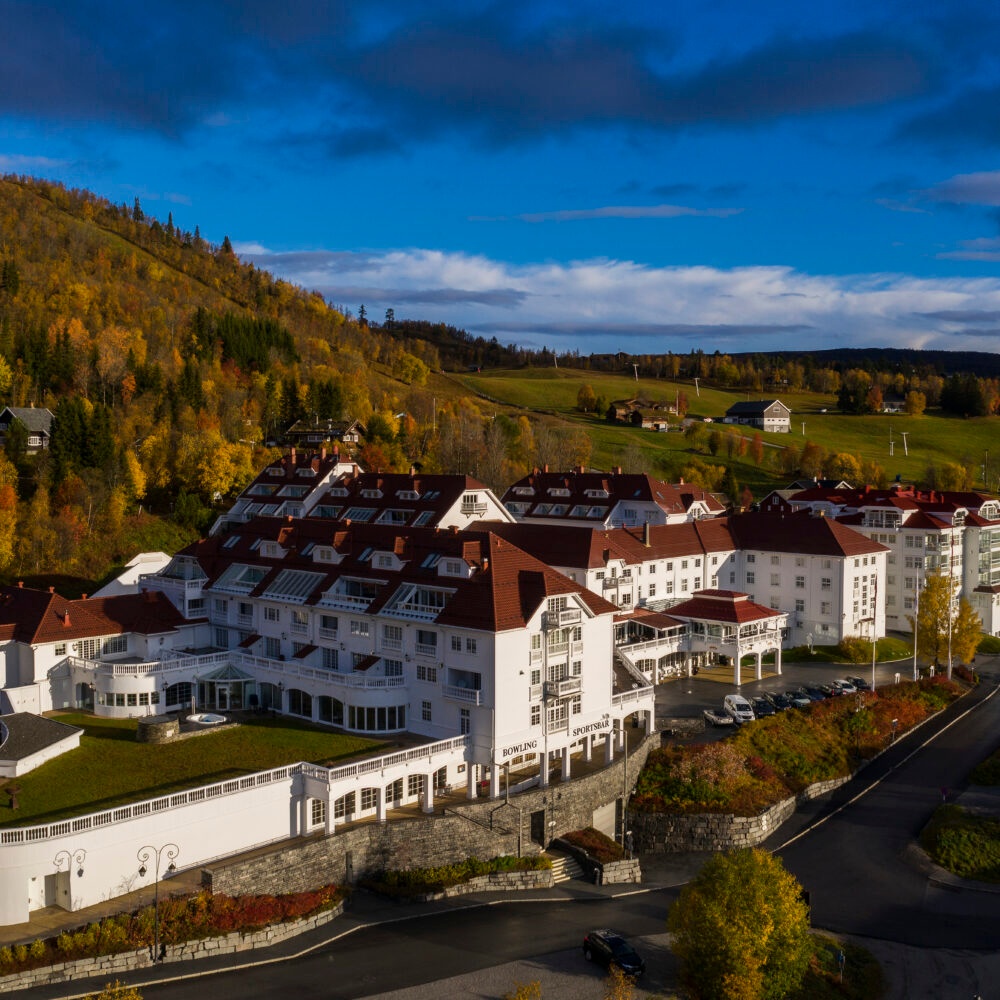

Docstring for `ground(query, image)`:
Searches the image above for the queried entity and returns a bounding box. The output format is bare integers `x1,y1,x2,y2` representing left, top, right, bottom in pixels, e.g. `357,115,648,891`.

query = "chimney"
49,586,54,593
482,557,489,571
643,521,651,547
81,594,87,600
63,612,71,627
543,464,549,473
290,446,296,465
321,447,327,460
17,581,23,587
410,465,416,477
615,466,622,475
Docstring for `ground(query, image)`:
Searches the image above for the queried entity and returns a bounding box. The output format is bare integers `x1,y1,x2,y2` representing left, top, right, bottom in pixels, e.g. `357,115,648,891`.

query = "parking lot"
654,656,919,740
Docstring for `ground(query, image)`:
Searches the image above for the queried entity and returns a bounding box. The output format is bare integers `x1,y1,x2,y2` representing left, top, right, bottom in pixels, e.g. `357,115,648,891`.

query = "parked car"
703,708,735,728
847,675,872,691
765,691,792,711
832,678,857,694
583,929,646,976
786,690,813,708
817,682,839,697
723,693,755,724
798,685,828,701
751,696,776,717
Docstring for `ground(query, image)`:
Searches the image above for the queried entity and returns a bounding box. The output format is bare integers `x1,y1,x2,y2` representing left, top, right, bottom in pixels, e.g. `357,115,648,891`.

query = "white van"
723,694,755,724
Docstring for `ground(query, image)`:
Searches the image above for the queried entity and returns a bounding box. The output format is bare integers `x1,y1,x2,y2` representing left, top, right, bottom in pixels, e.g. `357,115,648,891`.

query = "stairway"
546,850,586,884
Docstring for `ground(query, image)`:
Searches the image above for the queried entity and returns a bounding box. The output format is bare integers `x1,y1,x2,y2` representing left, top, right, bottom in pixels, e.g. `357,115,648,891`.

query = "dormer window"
360,488,383,499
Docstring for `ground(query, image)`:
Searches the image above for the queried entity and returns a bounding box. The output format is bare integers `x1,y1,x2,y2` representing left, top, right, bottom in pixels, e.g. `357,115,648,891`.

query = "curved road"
769,666,1000,949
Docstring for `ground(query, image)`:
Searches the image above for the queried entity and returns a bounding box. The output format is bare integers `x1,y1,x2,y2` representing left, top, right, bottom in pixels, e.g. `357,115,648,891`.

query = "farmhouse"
0,406,54,453
723,399,791,433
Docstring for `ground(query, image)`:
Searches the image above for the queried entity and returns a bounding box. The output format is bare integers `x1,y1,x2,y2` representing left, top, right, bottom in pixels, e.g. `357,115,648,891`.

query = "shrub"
361,856,548,898
977,634,1000,654
837,637,872,664
561,828,624,863
921,805,1000,882
970,749,1000,786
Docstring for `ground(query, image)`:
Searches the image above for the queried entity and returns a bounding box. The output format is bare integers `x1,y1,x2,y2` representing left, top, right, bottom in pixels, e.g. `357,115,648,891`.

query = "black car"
847,675,872,691
765,691,792,711
751,696,776,717
797,685,827,701
583,929,646,976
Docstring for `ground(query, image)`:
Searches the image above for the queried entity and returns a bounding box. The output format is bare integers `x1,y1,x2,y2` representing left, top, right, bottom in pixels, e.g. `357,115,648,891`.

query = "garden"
0,712,387,827
633,675,965,816
0,885,343,977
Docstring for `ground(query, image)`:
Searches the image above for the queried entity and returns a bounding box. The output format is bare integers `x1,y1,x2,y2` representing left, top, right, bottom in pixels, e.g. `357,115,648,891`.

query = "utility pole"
900,431,909,456
912,580,919,681
801,421,806,436
693,377,700,397
632,363,639,382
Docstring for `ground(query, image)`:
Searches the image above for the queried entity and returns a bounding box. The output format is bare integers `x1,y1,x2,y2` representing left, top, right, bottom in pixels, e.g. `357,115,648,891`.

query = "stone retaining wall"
0,903,344,995
632,774,851,853
413,868,552,901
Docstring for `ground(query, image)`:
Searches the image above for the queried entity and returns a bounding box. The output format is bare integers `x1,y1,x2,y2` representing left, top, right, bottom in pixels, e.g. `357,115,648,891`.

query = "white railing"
290,621,309,635
237,654,405,689
617,635,684,657
544,677,581,698
442,684,481,705
380,638,402,651
318,628,338,640
613,687,653,709
322,735,469,784
69,651,232,678
0,764,297,846
414,642,437,657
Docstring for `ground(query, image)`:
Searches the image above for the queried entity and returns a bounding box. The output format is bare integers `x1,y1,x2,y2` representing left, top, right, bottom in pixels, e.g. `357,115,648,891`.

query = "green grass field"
0,714,387,827
451,367,999,492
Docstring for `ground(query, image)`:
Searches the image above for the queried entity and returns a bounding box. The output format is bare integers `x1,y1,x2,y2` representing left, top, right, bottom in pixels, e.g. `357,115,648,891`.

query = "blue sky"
4,0,1000,355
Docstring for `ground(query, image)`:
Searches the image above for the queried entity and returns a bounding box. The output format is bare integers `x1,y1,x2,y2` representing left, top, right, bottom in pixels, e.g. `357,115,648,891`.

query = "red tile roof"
667,590,784,624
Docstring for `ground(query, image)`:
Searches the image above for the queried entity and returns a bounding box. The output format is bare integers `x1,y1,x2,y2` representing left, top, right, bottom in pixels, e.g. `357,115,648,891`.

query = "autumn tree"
576,384,598,413
905,390,927,416
909,571,981,673
668,848,811,1000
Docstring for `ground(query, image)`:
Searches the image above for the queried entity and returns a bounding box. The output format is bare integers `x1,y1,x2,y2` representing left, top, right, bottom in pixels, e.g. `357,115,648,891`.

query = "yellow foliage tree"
668,848,811,1000
85,981,143,1000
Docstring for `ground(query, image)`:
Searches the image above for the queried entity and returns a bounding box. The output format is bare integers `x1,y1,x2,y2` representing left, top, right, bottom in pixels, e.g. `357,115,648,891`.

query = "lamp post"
137,843,179,963
53,848,86,879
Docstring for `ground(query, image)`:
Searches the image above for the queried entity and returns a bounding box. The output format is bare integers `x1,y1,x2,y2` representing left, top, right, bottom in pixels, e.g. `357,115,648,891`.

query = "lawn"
920,805,1000,882
452,367,1000,491
0,713,387,828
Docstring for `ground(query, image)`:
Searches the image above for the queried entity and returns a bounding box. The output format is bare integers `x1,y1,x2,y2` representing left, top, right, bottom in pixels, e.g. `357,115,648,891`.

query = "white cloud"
241,245,1000,354
516,203,744,222
926,170,1000,206
0,153,67,172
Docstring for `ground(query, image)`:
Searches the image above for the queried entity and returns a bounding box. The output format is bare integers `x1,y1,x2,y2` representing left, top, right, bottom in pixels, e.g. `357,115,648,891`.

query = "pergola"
665,589,787,686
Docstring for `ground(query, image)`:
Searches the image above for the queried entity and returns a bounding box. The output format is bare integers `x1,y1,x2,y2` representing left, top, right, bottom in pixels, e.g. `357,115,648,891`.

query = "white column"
733,645,741,687
561,746,571,780
775,643,783,675
299,795,310,835
489,764,501,799
325,794,335,835
583,735,593,762
375,786,387,823
755,651,763,681
540,751,550,788
422,773,435,813
604,730,615,764
466,764,477,800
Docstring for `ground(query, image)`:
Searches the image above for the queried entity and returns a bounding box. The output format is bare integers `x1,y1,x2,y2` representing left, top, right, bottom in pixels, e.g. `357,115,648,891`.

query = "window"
238,601,253,619
103,635,127,655
54,643,67,656
139,692,149,705
821,577,831,591
531,669,541,685
361,788,377,811
310,799,326,826
572,660,582,676
746,554,755,563
320,614,338,636
127,693,137,706
681,559,688,570
350,620,370,637
795,599,805,613
417,663,437,682
795,576,805,589
771,555,780,565
820,601,831,615
214,627,229,647
265,607,279,622
382,624,403,649
322,647,339,670
648,584,656,597
451,635,462,652
384,659,403,677
795,557,805,567
571,695,582,715
693,578,701,590
214,598,228,614
746,572,755,585
681,580,689,592
422,700,432,722
770,574,780,587
531,705,541,726
465,637,477,654
460,708,471,734
265,636,281,659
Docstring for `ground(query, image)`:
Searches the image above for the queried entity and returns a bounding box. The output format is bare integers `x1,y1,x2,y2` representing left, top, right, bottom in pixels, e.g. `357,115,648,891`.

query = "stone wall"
0,903,344,995
413,868,552,901
206,731,660,896
631,774,852,853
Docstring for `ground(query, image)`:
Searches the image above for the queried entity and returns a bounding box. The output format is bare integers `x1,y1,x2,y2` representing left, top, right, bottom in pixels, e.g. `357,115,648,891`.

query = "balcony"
461,501,488,516
290,621,309,635
414,642,438,657
318,627,339,640
556,608,581,625
443,684,481,705
381,637,403,652
544,677,582,698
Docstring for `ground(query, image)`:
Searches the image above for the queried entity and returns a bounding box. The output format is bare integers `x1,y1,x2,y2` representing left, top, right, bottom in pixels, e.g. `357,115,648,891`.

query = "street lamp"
137,843,179,963
53,848,86,879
